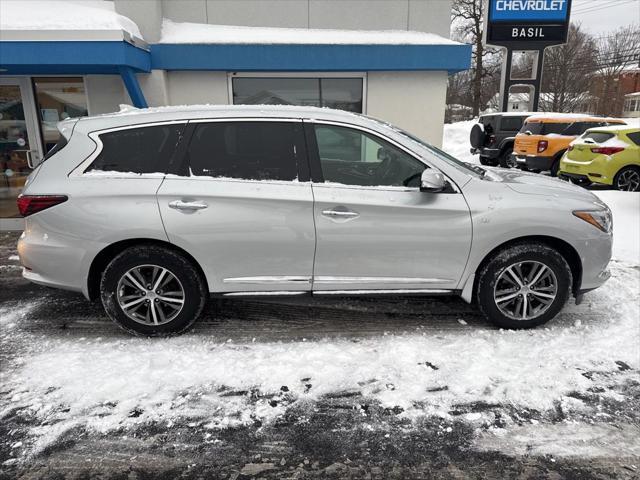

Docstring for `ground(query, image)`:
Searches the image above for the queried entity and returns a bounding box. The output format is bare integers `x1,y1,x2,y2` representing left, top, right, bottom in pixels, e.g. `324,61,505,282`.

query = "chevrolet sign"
491,0,569,22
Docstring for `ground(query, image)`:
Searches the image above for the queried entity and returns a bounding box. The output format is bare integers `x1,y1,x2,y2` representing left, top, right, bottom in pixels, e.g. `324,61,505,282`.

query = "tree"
541,23,598,113
451,0,499,116
592,25,640,116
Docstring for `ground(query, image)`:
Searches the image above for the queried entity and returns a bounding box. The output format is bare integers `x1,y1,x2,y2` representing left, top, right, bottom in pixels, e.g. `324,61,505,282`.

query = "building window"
231,77,363,113
33,77,88,152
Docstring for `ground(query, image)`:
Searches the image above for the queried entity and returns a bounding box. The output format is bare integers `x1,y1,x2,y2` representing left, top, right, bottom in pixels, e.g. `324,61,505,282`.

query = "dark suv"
469,113,531,168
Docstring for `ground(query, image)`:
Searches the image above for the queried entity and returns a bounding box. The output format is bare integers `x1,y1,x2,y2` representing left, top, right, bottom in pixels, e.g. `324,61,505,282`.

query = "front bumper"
514,154,555,171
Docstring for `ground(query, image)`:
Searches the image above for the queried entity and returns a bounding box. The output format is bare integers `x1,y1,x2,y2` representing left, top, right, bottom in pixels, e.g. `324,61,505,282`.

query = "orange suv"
513,114,626,176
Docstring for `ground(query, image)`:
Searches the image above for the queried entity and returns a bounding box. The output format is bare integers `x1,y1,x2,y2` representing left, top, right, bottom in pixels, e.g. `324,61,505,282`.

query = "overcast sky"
570,0,639,35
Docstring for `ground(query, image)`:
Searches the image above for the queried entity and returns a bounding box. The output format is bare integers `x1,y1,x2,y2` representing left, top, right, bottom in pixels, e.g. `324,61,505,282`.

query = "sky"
570,0,639,34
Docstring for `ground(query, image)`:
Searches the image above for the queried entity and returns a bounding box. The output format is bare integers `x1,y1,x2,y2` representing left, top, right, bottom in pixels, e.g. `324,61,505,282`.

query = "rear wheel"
614,166,640,192
498,148,515,168
100,245,207,336
476,243,572,329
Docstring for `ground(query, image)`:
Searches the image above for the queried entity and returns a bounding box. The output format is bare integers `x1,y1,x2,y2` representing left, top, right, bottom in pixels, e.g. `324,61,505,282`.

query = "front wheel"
614,166,640,192
100,245,207,336
476,243,572,329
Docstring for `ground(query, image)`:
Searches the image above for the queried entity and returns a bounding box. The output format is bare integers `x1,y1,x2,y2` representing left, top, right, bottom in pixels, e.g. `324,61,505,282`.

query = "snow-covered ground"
0,123,638,473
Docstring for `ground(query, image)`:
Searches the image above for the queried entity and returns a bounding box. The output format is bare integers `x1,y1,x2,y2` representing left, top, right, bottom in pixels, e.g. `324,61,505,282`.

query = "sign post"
484,0,572,112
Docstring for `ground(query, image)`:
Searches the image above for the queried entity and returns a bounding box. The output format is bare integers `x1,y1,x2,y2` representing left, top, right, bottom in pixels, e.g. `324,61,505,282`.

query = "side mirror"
420,170,446,193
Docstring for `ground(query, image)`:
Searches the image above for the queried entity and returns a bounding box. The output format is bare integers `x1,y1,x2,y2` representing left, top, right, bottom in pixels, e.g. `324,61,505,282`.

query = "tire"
476,243,572,329
470,124,486,149
613,166,640,192
549,151,565,177
100,245,207,336
498,148,515,168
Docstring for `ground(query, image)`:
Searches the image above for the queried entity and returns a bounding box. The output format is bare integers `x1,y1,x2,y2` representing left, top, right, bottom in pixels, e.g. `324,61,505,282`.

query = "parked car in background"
559,126,640,191
469,112,532,167
513,114,626,176
17,106,613,336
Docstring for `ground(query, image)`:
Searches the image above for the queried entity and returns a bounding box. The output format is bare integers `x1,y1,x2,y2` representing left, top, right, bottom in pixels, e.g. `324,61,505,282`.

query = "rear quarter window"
626,131,640,146
520,122,543,135
86,124,185,174
582,132,615,143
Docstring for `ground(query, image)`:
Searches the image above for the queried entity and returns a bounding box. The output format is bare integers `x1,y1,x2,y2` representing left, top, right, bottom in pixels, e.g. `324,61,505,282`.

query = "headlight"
573,209,612,233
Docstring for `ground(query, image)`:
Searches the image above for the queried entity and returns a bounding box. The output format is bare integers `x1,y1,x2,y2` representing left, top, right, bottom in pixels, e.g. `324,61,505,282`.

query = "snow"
159,19,461,45
595,191,640,262
0,1,143,39
442,120,478,164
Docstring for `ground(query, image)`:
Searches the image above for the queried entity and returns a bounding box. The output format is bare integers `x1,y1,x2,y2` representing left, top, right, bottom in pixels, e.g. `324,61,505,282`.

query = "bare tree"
592,25,640,116
452,0,498,116
541,23,598,113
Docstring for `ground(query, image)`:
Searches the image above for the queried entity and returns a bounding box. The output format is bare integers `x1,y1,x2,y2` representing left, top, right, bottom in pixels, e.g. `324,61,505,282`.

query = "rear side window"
186,121,304,181
521,122,543,135
564,122,603,136
542,123,570,135
500,116,524,131
582,132,615,143
626,131,640,146
87,124,185,174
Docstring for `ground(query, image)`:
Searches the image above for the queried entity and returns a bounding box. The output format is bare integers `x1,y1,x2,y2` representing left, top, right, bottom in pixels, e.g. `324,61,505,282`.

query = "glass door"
0,77,43,229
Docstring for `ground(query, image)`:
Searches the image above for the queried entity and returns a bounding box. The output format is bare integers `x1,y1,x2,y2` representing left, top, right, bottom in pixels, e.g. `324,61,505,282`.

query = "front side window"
186,122,304,181
314,124,425,187
87,124,185,174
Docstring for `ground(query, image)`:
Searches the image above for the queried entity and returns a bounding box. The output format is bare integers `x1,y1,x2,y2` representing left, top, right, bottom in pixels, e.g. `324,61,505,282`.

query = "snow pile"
160,20,461,45
0,1,142,39
595,191,640,262
442,120,478,164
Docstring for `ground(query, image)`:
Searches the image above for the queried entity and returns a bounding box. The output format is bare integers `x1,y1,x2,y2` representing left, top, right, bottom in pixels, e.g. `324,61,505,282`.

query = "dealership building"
0,0,470,228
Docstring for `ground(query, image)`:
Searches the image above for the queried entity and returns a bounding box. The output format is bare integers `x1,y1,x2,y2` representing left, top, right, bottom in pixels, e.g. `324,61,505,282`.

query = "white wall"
159,0,452,37
84,75,127,115
167,71,229,105
367,71,448,147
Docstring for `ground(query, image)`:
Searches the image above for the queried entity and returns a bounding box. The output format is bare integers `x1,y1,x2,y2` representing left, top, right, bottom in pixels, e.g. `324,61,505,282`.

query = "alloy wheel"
493,261,558,321
616,169,640,192
116,265,185,325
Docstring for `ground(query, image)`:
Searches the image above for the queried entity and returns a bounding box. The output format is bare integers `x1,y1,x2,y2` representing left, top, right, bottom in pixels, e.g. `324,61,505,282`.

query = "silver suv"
17,106,612,335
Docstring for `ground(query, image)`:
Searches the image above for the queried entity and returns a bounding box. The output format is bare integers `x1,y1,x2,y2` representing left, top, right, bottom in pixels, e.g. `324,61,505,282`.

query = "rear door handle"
322,208,360,218
169,200,208,211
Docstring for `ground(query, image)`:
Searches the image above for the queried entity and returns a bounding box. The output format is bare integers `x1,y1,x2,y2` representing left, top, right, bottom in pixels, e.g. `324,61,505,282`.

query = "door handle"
322,209,359,218
169,200,208,211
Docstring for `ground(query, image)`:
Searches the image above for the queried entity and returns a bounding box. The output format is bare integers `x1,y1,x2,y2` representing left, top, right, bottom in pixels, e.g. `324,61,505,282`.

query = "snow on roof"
524,112,624,122
0,0,142,40
159,19,460,46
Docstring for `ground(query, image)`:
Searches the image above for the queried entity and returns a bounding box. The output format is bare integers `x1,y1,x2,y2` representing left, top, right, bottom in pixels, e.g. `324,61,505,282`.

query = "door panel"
157,119,315,293
308,121,472,292
311,184,472,291
157,179,315,292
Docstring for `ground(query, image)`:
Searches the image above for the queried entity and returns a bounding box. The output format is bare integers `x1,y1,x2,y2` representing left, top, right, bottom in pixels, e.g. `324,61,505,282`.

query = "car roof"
524,113,624,124
71,104,371,133
584,124,637,133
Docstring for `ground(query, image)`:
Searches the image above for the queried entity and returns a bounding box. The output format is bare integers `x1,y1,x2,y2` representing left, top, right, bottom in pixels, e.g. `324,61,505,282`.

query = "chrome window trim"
306,119,460,193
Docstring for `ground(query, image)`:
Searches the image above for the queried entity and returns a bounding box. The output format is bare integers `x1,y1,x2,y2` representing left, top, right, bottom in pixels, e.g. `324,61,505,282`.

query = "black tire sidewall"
614,166,640,191
101,246,207,336
470,124,486,149
498,148,514,168
476,244,572,329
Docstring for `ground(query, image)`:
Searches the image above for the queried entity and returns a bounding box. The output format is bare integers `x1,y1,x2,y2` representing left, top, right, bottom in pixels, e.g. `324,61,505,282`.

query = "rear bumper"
514,155,554,171
472,147,502,159
559,158,615,186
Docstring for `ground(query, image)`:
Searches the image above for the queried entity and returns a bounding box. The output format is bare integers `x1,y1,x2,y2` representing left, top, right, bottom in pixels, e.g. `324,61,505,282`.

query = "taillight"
537,140,548,153
488,134,496,145
17,195,68,217
591,147,625,155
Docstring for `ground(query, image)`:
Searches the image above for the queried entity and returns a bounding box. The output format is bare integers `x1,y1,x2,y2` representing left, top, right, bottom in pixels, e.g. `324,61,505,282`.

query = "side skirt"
213,289,458,298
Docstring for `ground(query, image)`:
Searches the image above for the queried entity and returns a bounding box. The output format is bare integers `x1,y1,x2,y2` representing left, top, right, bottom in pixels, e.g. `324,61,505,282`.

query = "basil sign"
486,0,572,46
